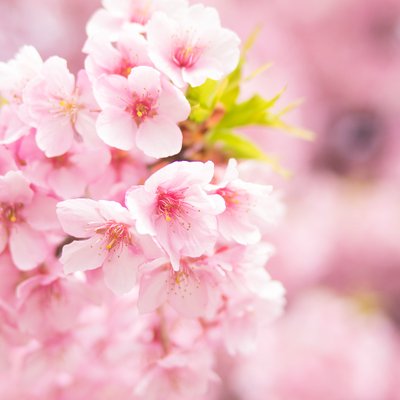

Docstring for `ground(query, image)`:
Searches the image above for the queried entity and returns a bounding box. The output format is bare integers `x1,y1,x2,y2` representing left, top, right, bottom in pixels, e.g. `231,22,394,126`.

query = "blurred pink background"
1,0,400,399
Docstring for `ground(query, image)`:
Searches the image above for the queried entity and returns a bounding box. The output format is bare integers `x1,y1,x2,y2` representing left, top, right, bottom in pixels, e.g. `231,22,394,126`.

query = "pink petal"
0,171,33,204
9,223,48,270
41,56,75,97
158,79,191,123
56,198,104,238
86,9,122,39
138,266,169,314
127,66,161,97
35,116,75,157
182,65,222,88
218,212,261,245
60,236,106,274
168,271,208,318
93,74,131,110
103,247,142,295
97,200,133,223
0,223,8,254
23,194,59,231
75,110,98,143
136,116,182,158
147,13,186,88
84,37,121,75
96,108,137,150
144,160,215,192
125,186,156,235
48,167,87,199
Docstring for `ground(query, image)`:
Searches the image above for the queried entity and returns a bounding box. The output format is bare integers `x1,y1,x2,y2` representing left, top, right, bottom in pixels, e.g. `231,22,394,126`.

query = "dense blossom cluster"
0,1,286,398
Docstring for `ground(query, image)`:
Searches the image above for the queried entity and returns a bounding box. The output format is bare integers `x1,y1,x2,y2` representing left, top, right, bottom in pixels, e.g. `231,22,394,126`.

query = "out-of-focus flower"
0,170,58,270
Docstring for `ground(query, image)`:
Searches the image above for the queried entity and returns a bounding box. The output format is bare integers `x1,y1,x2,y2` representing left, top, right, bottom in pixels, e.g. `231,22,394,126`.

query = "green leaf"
242,25,262,55
216,89,286,129
268,119,315,141
186,79,220,122
207,129,292,177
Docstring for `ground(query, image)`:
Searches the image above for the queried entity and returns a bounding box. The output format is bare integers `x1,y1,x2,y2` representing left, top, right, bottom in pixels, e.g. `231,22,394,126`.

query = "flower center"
50,154,70,169
130,6,152,25
156,188,186,222
95,221,132,252
129,96,157,125
59,99,81,123
216,187,239,208
116,59,134,78
0,203,23,224
173,46,202,68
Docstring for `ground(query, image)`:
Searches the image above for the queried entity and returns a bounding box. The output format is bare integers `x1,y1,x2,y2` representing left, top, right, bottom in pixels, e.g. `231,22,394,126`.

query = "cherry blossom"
94,65,190,158
23,58,99,157
212,159,283,245
147,4,241,87
57,198,158,295
86,0,189,38
138,256,221,318
15,135,111,199
126,161,225,269
84,25,152,82
0,170,59,270
0,46,43,144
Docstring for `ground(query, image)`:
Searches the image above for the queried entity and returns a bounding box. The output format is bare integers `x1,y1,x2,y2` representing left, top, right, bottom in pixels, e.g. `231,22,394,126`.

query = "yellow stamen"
9,210,17,223
123,66,132,77
0,96,9,108
106,238,117,250
175,272,185,285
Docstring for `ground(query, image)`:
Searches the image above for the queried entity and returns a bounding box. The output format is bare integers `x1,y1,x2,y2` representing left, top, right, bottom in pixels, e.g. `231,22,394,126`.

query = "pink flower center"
129,6,151,25
173,46,203,68
58,99,81,124
0,203,23,224
216,187,240,208
115,58,134,78
128,96,157,125
95,221,132,252
156,188,187,223
165,262,201,297
50,154,71,169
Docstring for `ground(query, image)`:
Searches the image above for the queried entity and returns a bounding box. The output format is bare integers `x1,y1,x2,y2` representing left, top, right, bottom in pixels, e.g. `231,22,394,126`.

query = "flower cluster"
0,1,290,398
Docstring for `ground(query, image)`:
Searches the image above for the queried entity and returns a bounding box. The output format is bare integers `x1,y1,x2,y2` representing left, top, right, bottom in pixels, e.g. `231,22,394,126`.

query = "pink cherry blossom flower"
0,171,59,270
0,46,43,144
86,0,188,38
126,161,225,269
212,159,284,245
16,135,111,199
83,25,152,82
138,256,222,318
147,4,241,87
94,65,190,158
135,348,218,400
16,273,90,340
57,198,158,295
23,58,99,157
